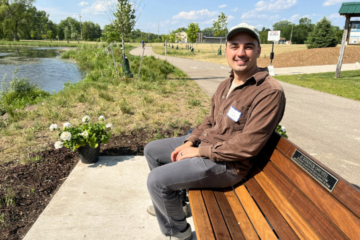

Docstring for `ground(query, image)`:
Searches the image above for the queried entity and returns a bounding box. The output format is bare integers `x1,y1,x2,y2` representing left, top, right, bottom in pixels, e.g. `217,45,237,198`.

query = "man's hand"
175,147,200,162
171,141,194,162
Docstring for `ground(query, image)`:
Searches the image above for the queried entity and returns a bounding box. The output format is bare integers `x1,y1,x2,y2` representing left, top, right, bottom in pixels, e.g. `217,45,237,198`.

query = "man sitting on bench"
144,23,286,240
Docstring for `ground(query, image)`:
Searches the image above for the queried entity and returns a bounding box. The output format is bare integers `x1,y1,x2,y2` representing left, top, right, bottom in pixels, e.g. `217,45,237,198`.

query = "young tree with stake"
113,0,136,60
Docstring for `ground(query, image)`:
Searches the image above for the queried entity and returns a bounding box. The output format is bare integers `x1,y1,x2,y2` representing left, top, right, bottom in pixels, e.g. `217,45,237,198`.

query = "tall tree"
186,22,199,43
0,0,35,41
272,20,292,40
113,0,136,59
306,17,338,49
212,12,228,37
202,27,213,36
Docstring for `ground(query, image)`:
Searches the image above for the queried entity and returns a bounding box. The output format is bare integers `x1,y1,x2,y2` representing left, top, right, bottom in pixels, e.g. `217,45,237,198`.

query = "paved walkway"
130,47,360,186
24,156,197,240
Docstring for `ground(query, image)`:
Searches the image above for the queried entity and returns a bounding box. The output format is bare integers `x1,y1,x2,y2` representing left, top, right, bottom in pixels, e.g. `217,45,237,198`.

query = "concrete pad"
24,156,197,240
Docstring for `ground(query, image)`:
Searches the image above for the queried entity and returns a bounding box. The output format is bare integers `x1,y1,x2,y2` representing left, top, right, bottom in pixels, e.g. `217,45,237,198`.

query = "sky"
35,0,359,34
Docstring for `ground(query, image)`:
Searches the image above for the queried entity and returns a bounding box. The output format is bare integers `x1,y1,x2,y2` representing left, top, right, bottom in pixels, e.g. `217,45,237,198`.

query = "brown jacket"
184,68,286,177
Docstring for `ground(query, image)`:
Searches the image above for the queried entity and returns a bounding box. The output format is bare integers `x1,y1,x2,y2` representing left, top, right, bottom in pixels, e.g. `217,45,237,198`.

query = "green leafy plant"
50,115,113,151
276,124,288,138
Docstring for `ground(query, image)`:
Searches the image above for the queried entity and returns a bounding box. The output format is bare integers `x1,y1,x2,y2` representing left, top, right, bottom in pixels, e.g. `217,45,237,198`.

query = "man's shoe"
153,224,192,240
147,204,190,218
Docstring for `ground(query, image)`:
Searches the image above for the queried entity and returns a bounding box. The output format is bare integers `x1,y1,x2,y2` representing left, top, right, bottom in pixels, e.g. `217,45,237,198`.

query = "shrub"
306,17,338,49
0,70,50,113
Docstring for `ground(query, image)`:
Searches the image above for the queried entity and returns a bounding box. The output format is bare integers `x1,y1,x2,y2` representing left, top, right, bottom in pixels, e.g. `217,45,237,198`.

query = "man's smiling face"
225,32,261,75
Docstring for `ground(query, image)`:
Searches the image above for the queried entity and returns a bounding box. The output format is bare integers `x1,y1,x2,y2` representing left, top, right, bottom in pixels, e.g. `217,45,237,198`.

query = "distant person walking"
142,40,145,49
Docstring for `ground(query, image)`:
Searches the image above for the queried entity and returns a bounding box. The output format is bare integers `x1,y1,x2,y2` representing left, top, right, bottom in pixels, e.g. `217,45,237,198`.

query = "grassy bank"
276,70,360,101
0,40,98,47
0,43,211,164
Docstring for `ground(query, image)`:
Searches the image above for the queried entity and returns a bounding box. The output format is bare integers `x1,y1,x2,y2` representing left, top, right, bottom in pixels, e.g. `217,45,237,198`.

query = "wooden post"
335,16,350,78
165,40,167,54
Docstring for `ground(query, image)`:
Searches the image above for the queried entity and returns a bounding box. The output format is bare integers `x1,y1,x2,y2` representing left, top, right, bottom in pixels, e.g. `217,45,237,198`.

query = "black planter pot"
78,143,100,164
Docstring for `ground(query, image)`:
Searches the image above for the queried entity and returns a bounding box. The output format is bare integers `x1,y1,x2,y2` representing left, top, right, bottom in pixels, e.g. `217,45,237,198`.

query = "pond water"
0,46,85,93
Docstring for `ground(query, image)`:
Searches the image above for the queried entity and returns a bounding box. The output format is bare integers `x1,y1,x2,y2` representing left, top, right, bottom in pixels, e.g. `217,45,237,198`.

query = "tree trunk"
13,22,18,41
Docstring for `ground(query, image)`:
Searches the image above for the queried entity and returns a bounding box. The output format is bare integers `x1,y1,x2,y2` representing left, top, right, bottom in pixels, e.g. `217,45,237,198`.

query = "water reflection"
0,46,85,93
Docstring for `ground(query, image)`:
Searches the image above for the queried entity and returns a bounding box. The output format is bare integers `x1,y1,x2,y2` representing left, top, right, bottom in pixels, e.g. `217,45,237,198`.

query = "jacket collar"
229,67,269,86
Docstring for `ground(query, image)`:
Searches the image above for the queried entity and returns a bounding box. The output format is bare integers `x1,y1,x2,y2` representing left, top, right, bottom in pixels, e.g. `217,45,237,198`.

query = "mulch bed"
257,46,360,68
0,127,190,240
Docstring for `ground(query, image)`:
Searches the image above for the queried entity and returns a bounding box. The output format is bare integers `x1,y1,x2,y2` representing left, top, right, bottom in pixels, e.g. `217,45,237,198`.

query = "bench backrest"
234,132,360,239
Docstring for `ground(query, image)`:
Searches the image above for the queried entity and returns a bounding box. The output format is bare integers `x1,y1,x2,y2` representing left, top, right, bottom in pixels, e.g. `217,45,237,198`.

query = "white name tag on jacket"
227,106,242,122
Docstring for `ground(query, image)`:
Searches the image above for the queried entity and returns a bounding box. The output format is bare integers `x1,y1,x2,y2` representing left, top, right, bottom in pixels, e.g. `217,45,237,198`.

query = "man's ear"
257,45,261,58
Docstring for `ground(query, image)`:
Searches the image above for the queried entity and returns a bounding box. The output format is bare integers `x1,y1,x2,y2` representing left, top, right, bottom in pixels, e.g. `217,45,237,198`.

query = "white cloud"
78,1,88,6
172,9,218,20
81,0,116,15
202,18,217,25
241,10,267,19
268,15,280,20
228,15,235,21
329,13,344,19
255,0,297,11
289,14,300,22
219,4,227,8
233,7,238,12
323,0,352,6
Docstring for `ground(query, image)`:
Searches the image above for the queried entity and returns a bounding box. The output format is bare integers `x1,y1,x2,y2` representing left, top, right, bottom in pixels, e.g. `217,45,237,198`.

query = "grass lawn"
276,70,360,101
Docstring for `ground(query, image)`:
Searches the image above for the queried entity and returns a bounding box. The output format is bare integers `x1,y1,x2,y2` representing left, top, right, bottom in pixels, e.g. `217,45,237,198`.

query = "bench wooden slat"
224,189,260,240
234,184,278,240
253,169,321,240
269,149,360,239
258,156,349,240
213,190,246,240
244,178,299,240
202,190,232,240
188,190,216,240
268,133,360,219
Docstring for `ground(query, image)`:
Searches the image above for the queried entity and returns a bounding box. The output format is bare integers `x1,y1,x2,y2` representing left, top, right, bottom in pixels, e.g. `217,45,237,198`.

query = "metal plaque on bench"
291,149,339,192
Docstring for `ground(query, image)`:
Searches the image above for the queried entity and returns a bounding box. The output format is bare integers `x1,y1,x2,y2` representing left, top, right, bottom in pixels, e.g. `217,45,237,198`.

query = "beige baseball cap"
227,23,261,45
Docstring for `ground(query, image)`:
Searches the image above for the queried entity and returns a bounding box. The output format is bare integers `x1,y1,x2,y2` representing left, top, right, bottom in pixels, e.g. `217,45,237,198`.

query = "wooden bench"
189,132,360,240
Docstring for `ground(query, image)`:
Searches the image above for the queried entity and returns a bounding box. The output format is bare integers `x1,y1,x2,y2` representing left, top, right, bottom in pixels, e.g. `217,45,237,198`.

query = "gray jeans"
145,133,243,236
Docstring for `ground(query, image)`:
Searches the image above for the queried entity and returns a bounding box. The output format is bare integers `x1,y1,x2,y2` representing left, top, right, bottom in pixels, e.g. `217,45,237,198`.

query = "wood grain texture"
258,158,348,240
213,191,246,240
273,135,360,219
244,178,299,240
234,184,278,240
253,170,321,240
202,190,232,240
268,149,360,239
188,190,215,240
224,189,259,240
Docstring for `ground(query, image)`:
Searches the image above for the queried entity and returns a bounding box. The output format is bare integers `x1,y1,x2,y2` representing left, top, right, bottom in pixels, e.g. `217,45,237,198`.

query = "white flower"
63,122,71,129
54,141,63,149
60,132,72,141
81,131,89,139
82,115,90,123
98,115,105,121
106,123,114,130
49,124,59,131
281,126,286,132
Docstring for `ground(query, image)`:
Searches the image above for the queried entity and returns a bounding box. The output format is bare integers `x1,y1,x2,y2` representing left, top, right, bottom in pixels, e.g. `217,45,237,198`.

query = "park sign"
349,21,360,44
268,31,280,42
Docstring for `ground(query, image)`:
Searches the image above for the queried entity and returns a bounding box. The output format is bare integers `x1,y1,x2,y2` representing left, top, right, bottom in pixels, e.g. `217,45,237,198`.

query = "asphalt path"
130,47,360,186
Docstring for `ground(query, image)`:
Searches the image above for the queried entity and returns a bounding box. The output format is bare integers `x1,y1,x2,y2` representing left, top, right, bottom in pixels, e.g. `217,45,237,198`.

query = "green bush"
0,70,50,114
306,17,338,49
